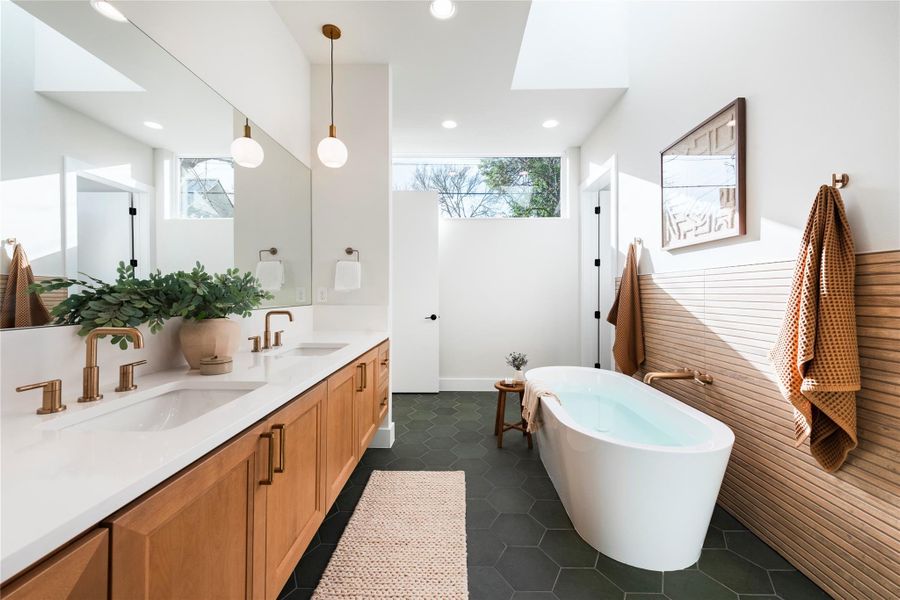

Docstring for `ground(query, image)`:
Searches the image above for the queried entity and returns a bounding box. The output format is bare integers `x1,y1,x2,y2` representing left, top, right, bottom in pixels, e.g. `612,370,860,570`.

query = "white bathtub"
526,366,734,571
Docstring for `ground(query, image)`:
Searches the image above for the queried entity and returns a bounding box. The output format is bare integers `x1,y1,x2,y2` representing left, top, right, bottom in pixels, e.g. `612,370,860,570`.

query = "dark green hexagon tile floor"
279,391,831,600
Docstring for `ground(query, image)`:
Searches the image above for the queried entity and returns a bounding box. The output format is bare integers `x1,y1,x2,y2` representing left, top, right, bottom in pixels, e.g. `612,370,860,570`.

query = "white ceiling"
272,0,626,156
15,0,234,156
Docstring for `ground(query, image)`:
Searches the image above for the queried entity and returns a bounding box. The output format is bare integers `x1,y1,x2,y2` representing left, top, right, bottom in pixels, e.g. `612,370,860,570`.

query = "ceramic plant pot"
178,318,241,369
514,369,526,382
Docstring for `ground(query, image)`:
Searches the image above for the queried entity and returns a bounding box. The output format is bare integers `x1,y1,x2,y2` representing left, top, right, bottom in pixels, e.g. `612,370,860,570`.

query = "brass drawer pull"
272,424,286,473
259,432,275,485
381,358,389,367
356,364,365,392
362,363,368,389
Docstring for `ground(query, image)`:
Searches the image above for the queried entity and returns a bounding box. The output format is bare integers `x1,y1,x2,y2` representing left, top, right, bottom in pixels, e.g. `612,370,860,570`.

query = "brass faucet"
262,310,293,350
81,327,144,402
643,368,713,386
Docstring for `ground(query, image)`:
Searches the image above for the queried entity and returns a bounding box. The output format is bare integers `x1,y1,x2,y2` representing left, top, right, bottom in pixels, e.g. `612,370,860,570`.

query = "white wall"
580,1,900,276
310,65,392,319
0,1,153,276
438,151,581,390
119,0,312,166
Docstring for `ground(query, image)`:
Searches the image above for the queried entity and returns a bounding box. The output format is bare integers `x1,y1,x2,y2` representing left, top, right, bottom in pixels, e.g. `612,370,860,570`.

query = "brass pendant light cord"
330,35,334,129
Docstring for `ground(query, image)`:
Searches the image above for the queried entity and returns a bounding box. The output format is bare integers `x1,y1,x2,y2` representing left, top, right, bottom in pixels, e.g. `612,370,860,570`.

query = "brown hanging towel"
606,243,645,376
1,243,51,328
770,185,859,472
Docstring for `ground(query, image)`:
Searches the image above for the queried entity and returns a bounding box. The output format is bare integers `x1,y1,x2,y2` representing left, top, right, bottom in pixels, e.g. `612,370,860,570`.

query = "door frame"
579,154,618,370
62,156,154,280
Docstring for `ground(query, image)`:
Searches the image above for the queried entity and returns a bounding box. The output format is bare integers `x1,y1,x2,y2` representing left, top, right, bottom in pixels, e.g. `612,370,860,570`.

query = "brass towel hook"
831,173,849,189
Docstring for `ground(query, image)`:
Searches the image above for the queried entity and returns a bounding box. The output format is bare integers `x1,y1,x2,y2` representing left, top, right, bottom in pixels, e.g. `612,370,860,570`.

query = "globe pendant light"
231,117,264,168
317,24,348,168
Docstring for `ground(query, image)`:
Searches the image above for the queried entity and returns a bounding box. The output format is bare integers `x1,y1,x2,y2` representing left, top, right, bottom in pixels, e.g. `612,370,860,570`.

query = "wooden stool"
494,381,533,449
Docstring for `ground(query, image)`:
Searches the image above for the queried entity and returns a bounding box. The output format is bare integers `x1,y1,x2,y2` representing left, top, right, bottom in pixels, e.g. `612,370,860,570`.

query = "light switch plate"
296,287,307,303
316,287,328,303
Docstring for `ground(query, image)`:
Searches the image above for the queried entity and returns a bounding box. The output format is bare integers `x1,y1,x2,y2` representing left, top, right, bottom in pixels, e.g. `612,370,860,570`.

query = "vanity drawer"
376,340,390,389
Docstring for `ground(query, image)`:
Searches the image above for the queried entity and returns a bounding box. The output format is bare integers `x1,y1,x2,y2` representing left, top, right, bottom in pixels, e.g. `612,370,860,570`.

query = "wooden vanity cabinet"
0,529,109,600
325,361,360,509
261,383,327,600
106,422,269,600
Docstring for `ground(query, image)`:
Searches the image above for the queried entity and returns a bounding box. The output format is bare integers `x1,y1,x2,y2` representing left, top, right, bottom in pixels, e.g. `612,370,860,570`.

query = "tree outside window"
395,156,561,218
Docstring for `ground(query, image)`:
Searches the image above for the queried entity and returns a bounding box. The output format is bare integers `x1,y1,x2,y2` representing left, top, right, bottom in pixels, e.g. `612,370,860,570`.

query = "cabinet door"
376,341,390,423
108,423,267,600
0,529,109,600
325,361,359,508
356,348,379,454
264,383,326,600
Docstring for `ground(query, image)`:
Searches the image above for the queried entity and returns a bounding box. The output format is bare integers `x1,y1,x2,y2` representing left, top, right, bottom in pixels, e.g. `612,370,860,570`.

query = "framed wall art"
661,98,746,250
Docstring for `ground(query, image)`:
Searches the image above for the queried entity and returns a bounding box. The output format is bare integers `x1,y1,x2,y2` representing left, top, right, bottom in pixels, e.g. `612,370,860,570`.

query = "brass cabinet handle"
259,432,275,485
356,364,365,392
362,362,368,389
272,424,286,473
16,379,66,415
380,393,388,407
381,358,389,367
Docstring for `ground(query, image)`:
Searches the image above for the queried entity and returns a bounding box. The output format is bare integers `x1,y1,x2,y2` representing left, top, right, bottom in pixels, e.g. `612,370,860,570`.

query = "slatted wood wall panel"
630,250,899,600
0,274,67,315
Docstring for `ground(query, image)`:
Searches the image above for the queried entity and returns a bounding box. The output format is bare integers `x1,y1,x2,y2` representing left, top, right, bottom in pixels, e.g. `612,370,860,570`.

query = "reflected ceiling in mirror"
0,0,312,329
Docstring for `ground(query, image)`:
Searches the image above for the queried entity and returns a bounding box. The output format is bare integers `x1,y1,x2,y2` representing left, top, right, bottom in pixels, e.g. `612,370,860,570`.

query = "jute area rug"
313,470,468,599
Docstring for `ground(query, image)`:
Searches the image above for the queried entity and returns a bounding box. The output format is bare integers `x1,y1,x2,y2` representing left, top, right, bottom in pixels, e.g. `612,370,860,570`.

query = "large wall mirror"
0,0,312,329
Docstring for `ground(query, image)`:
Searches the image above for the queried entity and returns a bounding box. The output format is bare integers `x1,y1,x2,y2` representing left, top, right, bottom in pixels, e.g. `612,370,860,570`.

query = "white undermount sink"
39,380,265,433
274,342,348,358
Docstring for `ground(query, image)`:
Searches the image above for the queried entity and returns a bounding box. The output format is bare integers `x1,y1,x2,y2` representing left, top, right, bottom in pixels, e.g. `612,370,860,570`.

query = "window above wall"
176,157,235,219
393,156,561,218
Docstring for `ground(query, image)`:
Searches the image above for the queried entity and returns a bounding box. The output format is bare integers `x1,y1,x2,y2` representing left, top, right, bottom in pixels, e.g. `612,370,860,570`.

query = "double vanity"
0,331,390,600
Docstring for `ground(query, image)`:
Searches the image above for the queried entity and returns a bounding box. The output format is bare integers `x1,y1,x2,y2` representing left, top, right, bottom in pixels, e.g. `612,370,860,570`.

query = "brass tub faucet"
643,368,713,386
81,327,144,402
262,310,293,350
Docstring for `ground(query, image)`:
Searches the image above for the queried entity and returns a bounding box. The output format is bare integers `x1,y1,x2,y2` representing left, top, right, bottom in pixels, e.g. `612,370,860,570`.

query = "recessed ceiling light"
90,0,128,23
441,120,458,129
143,121,163,130
430,0,456,20
542,119,559,129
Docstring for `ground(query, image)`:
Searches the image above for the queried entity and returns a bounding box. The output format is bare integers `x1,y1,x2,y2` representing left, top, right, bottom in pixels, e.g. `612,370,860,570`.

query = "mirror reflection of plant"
30,263,272,348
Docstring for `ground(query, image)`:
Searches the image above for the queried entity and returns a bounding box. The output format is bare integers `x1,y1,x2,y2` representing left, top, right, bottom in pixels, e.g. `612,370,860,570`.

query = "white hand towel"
255,260,284,291
334,260,361,291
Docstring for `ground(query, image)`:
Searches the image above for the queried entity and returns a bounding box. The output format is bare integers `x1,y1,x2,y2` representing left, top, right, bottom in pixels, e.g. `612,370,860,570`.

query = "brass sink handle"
80,327,144,402
248,336,261,353
116,360,147,392
273,330,285,348
17,379,66,415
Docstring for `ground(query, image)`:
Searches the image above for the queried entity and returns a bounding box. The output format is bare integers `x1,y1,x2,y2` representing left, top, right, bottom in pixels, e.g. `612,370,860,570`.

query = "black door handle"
425,314,438,321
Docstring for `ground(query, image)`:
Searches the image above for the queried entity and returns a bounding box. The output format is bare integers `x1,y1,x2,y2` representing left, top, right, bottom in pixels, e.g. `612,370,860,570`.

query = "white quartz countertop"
0,330,388,582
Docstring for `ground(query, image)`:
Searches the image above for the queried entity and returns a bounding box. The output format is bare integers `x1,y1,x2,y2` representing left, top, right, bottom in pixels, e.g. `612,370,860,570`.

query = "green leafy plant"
505,352,528,371
30,263,272,348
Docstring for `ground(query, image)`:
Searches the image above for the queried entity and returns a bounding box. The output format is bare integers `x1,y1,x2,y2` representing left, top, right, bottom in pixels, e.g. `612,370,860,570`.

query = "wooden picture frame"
660,98,746,250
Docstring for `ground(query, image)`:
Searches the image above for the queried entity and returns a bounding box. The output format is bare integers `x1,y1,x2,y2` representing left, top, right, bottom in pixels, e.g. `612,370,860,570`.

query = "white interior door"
391,191,440,393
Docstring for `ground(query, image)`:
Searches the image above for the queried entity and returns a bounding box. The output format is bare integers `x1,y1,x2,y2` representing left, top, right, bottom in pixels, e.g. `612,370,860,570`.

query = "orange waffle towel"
770,185,859,472
1,243,51,328
606,243,645,376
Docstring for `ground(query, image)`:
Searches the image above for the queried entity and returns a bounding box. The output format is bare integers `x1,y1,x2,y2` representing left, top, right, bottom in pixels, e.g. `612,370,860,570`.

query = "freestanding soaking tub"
525,366,734,571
